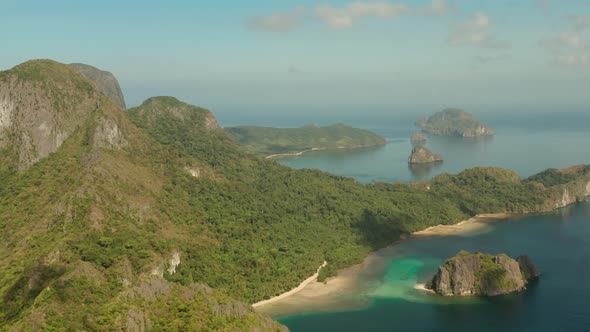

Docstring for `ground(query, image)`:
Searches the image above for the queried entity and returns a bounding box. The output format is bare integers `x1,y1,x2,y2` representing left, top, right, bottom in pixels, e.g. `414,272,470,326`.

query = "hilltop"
417,109,494,137
225,124,387,156
69,63,127,109
1,59,589,331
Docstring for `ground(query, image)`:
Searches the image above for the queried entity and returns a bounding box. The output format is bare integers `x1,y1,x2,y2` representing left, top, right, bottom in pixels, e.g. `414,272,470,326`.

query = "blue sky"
2,0,590,116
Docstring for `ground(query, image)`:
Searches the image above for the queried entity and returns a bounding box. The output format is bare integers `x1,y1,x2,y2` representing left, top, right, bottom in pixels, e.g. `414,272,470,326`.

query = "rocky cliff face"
69,63,127,109
408,146,443,164
0,60,106,170
429,251,539,297
0,60,288,331
535,165,590,210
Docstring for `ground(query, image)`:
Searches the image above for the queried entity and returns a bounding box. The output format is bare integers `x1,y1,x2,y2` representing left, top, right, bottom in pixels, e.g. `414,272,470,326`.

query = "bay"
226,111,590,331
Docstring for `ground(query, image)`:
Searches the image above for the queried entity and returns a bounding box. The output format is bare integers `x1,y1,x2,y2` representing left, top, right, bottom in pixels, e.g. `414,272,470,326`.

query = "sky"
2,0,590,119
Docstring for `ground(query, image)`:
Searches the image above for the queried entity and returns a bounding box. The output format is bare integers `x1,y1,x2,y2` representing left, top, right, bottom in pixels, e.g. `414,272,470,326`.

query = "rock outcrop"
528,165,590,210
411,131,427,146
408,146,443,164
69,63,127,109
428,251,540,297
0,60,105,170
417,108,494,137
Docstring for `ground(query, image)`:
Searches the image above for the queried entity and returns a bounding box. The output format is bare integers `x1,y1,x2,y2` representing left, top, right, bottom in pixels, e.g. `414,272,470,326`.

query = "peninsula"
225,124,387,156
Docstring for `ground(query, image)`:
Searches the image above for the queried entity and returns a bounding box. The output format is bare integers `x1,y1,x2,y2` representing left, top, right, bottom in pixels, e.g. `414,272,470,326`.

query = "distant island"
408,146,443,164
426,251,540,297
410,131,427,146
417,108,494,138
226,124,387,157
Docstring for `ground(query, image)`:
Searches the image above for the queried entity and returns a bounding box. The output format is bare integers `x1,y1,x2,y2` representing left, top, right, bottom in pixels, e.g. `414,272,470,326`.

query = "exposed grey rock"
429,251,539,297
70,63,127,109
408,146,443,164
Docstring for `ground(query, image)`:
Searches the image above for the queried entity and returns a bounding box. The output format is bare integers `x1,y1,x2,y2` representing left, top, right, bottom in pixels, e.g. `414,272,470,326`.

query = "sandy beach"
253,212,516,312
414,283,436,294
412,212,516,237
265,148,324,159
252,261,327,307
265,143,385,159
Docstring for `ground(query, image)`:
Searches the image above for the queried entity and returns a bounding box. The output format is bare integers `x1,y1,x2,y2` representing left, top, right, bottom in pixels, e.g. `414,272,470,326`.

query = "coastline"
414,283,436,294
265,147,325,159
253,212,515,311
265,143,386,159
252,261,327,307
412,212,517,237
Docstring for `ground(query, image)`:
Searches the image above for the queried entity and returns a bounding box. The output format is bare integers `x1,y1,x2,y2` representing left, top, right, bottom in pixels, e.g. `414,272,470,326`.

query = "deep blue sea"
219,110,590,332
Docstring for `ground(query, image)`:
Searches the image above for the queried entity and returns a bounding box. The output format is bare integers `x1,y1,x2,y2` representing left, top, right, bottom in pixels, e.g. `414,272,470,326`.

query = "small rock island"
417,108,494,138
410,131,427,146
426,251,540,297
408,146,443,164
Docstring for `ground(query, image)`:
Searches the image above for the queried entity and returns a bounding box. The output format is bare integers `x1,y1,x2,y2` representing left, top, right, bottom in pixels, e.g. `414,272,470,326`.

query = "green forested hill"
417,108,494,137
225,124,387,155
1,60,589,331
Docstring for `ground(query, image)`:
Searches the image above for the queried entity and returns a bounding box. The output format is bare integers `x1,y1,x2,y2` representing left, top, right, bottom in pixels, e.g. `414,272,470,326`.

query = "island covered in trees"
417,108,494,138
426,251,540,296
225,124,387,156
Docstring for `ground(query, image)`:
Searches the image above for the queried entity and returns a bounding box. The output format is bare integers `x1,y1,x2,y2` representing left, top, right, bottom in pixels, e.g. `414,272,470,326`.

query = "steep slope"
69,63,127,109
226,124,387,156
0,61,285,331
0,60,101,170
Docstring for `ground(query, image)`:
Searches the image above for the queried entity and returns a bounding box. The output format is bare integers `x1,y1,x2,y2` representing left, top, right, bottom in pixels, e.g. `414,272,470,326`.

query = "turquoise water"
279,203,590,331
231,112,590,331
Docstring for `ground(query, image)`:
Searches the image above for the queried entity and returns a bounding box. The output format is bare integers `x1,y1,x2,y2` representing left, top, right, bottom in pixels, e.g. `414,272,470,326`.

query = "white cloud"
419,0,455,16
542,16,590,67
313,2,409,29
558,31,586,49
448,12,511,49
247,7,305,32
570,15,590,31
558,54,590,66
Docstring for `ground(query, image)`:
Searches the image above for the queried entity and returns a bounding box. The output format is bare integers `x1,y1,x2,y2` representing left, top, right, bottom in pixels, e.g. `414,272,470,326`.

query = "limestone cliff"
69,63,126,109
0,60,108,170
408,146,443,164
527,165,590,210
428,251,540,297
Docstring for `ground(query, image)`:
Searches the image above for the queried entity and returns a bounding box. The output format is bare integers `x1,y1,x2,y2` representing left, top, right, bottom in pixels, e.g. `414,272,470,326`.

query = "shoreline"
252,261,327,307
414,283,436,294
411,212,517,237
253,212,516,311
265,143,386,159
